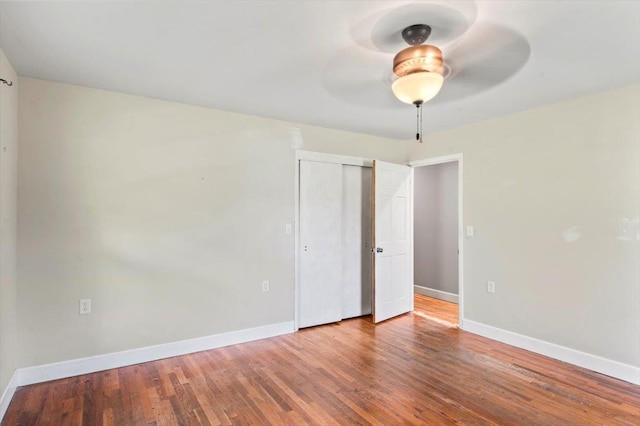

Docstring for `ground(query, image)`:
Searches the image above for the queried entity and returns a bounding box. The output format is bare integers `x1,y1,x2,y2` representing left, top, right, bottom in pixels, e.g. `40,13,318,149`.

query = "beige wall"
414,162,459,295
12,76,640,376
17,78,406,367
408,85,640,367
0,50,18,392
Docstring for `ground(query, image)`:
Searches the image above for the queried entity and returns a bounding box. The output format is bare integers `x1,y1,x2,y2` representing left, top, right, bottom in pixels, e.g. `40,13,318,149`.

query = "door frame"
294,150,373,331
408,153,464,328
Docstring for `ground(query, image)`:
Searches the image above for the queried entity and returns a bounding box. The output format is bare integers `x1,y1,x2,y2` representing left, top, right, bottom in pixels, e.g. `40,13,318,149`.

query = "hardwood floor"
413,293,459,325
4,308,639,425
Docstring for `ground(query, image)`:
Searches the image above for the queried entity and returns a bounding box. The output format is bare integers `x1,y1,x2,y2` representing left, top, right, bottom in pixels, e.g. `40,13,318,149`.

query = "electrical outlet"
285,224,292,234
79,299,91,314
487,281,496,294
262,280,270,292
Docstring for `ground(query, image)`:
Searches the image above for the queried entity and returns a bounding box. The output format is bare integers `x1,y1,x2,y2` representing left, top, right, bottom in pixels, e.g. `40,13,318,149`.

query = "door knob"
376,247,383,253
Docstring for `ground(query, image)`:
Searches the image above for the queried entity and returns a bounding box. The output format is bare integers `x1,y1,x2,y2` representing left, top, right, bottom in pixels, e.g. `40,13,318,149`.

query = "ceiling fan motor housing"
393,45,444,77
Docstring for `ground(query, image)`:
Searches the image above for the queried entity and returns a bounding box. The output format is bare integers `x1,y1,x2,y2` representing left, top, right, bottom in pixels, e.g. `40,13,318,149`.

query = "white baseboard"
18,321,294,387
463,320,640,385
414,285,459,304
4,318,637,421
0,370,19,423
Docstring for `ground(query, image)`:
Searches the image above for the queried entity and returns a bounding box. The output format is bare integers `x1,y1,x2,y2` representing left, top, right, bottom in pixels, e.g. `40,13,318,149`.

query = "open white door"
373,160,413,323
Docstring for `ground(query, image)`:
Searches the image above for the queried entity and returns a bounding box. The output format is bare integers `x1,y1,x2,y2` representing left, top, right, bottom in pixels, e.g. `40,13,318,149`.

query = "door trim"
409,153,464,328
294,150,373,331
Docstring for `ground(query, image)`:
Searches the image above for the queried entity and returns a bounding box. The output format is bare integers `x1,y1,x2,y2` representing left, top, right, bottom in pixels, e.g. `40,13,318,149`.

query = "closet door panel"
360,167,373,315
299,160,343,328
342,165,372,319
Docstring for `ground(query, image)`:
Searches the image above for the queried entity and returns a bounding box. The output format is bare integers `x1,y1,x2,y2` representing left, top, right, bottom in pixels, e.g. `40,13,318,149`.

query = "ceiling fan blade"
322,48,401,109
434,23,531,103
351,1,477,54
324,18,530,109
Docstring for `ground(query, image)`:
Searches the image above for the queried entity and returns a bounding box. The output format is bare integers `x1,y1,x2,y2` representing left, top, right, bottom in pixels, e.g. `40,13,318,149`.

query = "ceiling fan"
391,23,445,142
321,2,531,142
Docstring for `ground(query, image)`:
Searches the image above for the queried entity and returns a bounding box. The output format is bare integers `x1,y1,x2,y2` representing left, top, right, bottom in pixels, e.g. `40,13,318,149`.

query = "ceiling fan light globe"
391,72,444,105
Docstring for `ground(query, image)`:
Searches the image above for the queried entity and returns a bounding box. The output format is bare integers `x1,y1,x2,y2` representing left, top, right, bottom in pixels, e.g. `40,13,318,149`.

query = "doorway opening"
411,154,463,327
297,159,372,329
295,151,415,330
295,151,375,330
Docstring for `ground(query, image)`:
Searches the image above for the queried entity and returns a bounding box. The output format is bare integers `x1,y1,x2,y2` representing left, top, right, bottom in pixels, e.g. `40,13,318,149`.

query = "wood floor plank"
413,293,459,325
3,294,639,425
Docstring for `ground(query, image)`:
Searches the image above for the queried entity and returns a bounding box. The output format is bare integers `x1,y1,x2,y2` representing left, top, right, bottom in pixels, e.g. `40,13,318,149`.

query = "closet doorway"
410,154,463,327
296,154,373,329
295,152,414,329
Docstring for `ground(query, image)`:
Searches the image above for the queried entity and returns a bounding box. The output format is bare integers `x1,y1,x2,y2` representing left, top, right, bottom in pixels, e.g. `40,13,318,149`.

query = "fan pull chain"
416,103,419,141
420,102,423,143
415,101,424,143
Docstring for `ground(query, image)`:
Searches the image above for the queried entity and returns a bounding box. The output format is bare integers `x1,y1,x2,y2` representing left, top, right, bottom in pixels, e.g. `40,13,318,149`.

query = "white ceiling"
1,0,639,139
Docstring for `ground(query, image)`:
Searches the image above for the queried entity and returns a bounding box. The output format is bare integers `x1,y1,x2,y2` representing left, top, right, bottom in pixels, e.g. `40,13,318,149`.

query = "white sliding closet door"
342,165,372,319
299,160,343,328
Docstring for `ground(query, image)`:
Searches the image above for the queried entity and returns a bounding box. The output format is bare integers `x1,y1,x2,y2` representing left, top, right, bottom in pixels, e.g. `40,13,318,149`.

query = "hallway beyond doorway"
414,293,458,327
